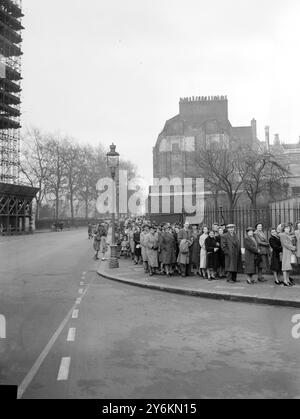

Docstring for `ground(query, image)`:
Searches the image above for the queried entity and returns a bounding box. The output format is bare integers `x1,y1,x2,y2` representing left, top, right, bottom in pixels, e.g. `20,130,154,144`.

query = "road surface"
1,230,300,399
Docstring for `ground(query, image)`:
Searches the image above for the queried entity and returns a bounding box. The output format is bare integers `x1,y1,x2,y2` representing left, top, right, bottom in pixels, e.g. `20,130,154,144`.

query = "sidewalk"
97,259,300,309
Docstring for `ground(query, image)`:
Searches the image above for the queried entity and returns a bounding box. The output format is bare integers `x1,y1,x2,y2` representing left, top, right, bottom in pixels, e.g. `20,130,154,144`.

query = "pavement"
97,259,300,309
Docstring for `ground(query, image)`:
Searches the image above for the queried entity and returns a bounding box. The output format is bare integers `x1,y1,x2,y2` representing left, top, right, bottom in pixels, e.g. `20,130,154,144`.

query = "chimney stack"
265,126,270,151
274,133,280,146
251,119,257,141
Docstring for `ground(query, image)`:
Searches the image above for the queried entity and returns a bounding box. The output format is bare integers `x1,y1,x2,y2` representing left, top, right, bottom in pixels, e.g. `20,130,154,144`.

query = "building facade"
153,96,258,180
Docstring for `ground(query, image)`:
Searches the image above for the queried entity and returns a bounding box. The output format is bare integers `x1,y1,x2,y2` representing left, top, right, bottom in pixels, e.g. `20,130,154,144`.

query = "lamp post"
106,143,120,269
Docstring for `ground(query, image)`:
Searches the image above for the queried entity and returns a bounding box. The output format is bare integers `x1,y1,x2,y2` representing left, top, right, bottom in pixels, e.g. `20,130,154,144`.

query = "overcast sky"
22,0,300,182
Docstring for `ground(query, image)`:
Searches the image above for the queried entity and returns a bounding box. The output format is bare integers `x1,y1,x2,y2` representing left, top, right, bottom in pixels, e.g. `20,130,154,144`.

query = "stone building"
153,96,259,180
270,134,300,196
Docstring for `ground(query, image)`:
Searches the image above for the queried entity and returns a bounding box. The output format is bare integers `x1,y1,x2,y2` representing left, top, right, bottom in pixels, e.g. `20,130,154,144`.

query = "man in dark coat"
221,224,242,283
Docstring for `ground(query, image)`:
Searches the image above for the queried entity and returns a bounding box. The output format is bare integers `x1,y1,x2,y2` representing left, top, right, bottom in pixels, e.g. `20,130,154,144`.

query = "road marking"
67,328,76,342
57,357,71,381
82,272,86,275
17,281,93,399
78,288,83,295
72,309,79,319
80,281,84,286
0,314,6,339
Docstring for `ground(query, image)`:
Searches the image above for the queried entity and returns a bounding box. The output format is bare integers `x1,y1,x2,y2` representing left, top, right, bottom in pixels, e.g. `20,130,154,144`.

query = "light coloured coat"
279,232,296,272
145,233,159,268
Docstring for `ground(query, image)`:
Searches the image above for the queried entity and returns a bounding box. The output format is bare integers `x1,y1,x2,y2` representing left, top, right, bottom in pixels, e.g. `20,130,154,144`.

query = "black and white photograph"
1,0,300,403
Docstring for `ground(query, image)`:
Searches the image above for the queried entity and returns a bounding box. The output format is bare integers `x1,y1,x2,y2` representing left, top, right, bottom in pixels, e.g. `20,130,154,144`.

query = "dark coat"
160,232,176,265
215,234,225,268
221,232,242,273
133,231,141,257
244,236,259,275
269,235,282,272
205,236,219,270
190,232,201,267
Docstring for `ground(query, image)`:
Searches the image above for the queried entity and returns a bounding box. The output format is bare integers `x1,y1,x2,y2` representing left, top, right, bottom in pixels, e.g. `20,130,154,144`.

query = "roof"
231,126,253,143
0,182,39,199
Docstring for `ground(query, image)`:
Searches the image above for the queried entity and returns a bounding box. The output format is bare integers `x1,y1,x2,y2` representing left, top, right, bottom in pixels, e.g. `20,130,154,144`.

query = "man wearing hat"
221,224,242,283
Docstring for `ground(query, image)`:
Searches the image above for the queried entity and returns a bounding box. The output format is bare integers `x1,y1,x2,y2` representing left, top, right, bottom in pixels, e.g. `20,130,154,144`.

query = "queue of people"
115,218,300,286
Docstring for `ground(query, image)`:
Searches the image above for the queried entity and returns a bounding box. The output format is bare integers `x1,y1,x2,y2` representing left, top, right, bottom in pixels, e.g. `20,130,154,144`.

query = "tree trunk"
35,198,41,229
55,191,59,222
70,187,74,225
85,195,89,220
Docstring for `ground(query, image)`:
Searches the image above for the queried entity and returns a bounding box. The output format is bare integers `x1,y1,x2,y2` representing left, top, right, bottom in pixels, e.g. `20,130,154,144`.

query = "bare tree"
194,142,249,215
242,149,290,209
20,128,49,226
45,134,68,222
61,139,81,223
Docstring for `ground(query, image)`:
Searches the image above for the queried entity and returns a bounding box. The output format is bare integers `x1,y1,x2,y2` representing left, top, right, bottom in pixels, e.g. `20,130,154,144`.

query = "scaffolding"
0,0,23,184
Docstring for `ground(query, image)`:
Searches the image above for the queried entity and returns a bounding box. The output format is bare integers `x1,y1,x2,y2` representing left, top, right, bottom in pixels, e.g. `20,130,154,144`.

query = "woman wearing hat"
279,224,296,286
254,223,270,282
244,227,260,284
269,226,283,285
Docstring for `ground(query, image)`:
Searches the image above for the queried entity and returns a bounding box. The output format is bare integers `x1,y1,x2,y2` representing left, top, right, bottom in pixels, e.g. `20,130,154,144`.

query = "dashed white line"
67,328,76,342
78,288,83,295
80,281,84,286
57,357,71,381
17,281,93,399
72,309,79,319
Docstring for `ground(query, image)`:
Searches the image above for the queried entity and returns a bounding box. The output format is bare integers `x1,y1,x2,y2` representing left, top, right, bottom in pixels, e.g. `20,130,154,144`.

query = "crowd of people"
90,218,300,287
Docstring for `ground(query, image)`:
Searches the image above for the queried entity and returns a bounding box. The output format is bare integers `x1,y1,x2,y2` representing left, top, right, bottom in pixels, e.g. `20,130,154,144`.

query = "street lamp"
106,143,120,269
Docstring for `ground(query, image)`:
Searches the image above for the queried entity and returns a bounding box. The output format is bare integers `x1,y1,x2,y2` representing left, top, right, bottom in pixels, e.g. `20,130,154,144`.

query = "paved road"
1,231,300,398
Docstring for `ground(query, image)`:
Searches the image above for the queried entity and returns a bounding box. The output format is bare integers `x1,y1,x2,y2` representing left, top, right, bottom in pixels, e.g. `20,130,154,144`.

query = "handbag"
291,253,297,265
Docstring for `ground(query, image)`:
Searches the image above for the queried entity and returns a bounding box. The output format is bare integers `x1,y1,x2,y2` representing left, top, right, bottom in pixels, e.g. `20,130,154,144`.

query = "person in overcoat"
190,225,200,275
204,230,219,280
221,224,242,283
244,227,260,284
199,226,209,278
216,227,226,278
254,223,270,281
177,222,193,277
269,226,283,285
140,225,150,273
295,222,300,265
145,226,159,275
279,224,296,286
160,226,177,275
128,226,135,261
133,227,142,264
